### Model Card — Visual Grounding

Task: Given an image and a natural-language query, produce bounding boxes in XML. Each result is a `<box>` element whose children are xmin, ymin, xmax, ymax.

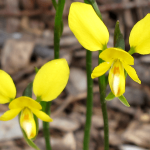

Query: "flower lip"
<box><xmin>20</xmin><ymin>107</ymin><xmax>36</xmax><ymax>139</ymax></box>
<box><xmin>23</xmin><ymin>121</ymin><xmax>33</xmax><ymax>138</ymax></box>
<box><xmin>109</xmin><ymin>59</ymin><xmax>125</xmax><ymax>97</ymax></box>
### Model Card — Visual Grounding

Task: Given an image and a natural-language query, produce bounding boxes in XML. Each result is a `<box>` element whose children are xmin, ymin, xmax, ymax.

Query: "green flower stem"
<box><xmin>89</xmin><ymin>1</ymin><xmax>109</xmax><ymax>149</ymax></box>
<box><xmin>39</xmin><ymin>96</ymin><xmax>52</xmax><ymax>150</ymax></box>
<box><xmin>98</xmin><ymin>52</ymin><xmax>109</xmax><ymax>150</ymax></box>
<box><xmin>86</xmin><ymin>0</ymin><xmax>103</xmax><ymax>20</ymax></box>
<box><xmin>42</xmin><ymin>1</ymin><xmax>66</xmax><ymax>150</ymax></box>
<box><xmin>54</xmin><ymin>0</ymin><xmax>65</xmax><ymax>58</ymax></box>
<box><xmin>41</xmin><ymin>101</ymin><xmax>52</xmax><ymax>150</ymax></box>
<box><xmin>51</xmin><ymin>0</ymin><xmax>57</xmax><ymax>10</ymax></box>
<box><xmin>83</xmin><ymin>50</ymin><xmax>93</xmax><ymax>150</ymax></box>
<box><xmin>83</xmin><ymin>1</ymin><xmax>94</xmax><ymax>150</ymax></box>
<box><xmin>92</xmin><ymin>1</ymin><xmax>103</xmax><ymax>20</ymax></box>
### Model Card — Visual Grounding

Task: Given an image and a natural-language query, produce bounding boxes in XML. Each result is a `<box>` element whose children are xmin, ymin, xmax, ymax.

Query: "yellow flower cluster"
<box><xmin>0</xmin><ymin>58</ymin><xmax>70</xmax><ymax>139</ymax></box>
<box><xmin>69</xmin><ymin>2</ymin><xmax>150</xmax><ymax>97</ymax></box>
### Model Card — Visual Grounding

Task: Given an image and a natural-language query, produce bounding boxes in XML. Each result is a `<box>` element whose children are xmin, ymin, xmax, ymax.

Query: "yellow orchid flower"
<box><xmin>0</xmin><ymin>58</ymin><xmax>70</xmax><ymax>139</ymax></box>
<box><xmin>129</xmin><ymin>14</ymin><xmax>150</xmax><ymax>54</ymax></box>
<box><xmin>68</xmin><ymin>2</ymin><xmax>109</xmax><ymax>51</ymax></box>
<box><xmin>0</xmin><ymin>96</ymin><xmax>52</xmax><ymax>139</ymax></box>
<box><xmin>68</xmin><ymin>2</ymin><xmax>149</xmax><ymax>98</ymax></box>
<box><xmin>91</xmin><ymin>48</ymin><xmax>141</xmax><ymax>97</ymax></box>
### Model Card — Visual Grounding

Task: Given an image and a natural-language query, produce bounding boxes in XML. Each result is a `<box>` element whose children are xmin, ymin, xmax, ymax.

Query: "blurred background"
<box><xmin>0</xmin><ymin>0</ymin><xmax>150</xmax><ymax>150</ymax></box>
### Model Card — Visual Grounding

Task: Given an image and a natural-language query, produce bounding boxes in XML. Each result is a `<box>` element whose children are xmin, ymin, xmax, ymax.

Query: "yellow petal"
<box><xmin>0</xmin><ymin>108</ymin><xmax>22</xmax><ymax>121</ymax></box>
<box><xmin>109</xmin><ymin>59</ymin><xmax>125</xmax><ymax>97</ymax></box>
<box><xmin>9</xmin><ymin>96</ymin><xmax>42</xmax><ymax>110</ymax></box>
<box><xmin>31</xmin><ymin>108</ymin><xmax>53</xmax><ymax>122</ymax></box>
<box><xmin>91</xmin><ymin>62</ymin><xmax>111</xmax><ymax>79</ymax></box>
<box><xmin>0</xmin><ymin>95</ymin><xmax>10</xmax><ymax>104</ymax></box>
<box><xmin>129</xmin><ymin>14</ymin><xmax>150</xmax><ymax>54</ymax></box>
<box><xmin>68</xmin><ymin>2</ymin><xmax>109</xmax><ymax>51</ymax></box>
<box><xmin>0</xmin><ymin>70</ymin><xmax>16</xmax><ymax>104</ymax></box>
<box><xmin>20</xmin><ymin>108</ymin><xmax>36</xmax><ymax>139</ymax></box>
<box><xmin>33</xmin><ymin>58</ymin><xmax>70</xmax><ymax>101</ymax></box>
<box><xmin>100</xmin><ymin>48</ymin><xmax>134</xmax><ymax>65</ymax></box>
<box><xmin>123</xmin><ymin>63</ymin><xmax>141</xmax><ymax>84</ymax></box>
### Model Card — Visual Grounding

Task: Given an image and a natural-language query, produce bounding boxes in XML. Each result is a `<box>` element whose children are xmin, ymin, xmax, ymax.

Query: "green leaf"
<box><xmin>114</xmin><ymin>20</ymin><xmax>125</xmax><ymax>50</ymax></box>
<box><xmin>20</xmin><ymin>82</ymin><xmax>40</xmax><ymax>149</ymax></box>
<box><xmin>118</xmin><ymin>95</ymin><xmax>130</xmax><ymax>107</ymax></box>
<box><xmin>114</xmin><ymin>21</ymin><xmax>127</xmax><ymax>78</ymax></box>
<box><xmin>23</xmin><ymin>82</ymin><xmax>33</xmax><ymax>98</ymax></box>
<box><xmin>105</xmin><ymin>92</ymin><xmax>115</xmax><ymax>101</ymax></box>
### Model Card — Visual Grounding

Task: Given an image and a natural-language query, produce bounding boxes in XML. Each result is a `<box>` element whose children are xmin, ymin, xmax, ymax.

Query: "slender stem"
<box><xmin>98</xmin><ymin>78</ymin><xmax>109</xmax><ymax>150</ymax></box>
<box><xmin>83</xmin><ymin>1</ymin><xmax>93</xmax><ymax>149</ymax></box>
<box><xmin>83</xmin><ymin>50</ymin><xmax>93</xmax><ymax>150</ymax></box>
<box><xmin>92</xmin><ymin>1</ymin><xmax>103</xmax><ymax>20</ymax></box>
<box><xmin>89</xmin><ymin>1</ymin><xmax>109</xmax><ymax>149</ymax></box>
<box><xmin>42</xmin><ymin>1</ymin><xmax>66</xmax><ymax>150</ymax></box>
<box><xmin>41</xmin><ymin>101</ymin><xmax>52</xmax><ymax>150</ymax></box>
<box><xmin>86</xmin><ymin>0</ymin><xmax>103</xmax><ymax>20</ymax></box>
<box><xmin>98</xmin><ymin>52</ymin><xmax>109</xmax><ymax>150</ymax></box>
<box><xmin>54</xmin><ymin>0</ymin><xmax>65</xmax><ymax>59</ymax></box>
<box><xmin>51</xmin><ymin>0</ymin><xmax>57</xmax><ymax>10</ymax></box>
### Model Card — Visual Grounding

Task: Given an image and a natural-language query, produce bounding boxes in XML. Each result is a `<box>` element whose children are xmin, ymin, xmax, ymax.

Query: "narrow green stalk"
<box><xmin>83</xmin><ymin>50</ymin><xmax>93</xmax><ymax>150</ymax></box>
<box><xmin>86</xmin><ymin>0</ymin><xmax>103</xmax><ymax>20</ymax></box>
<box><xmin>89</xmin><ymin>1</ymin><xmax>109</xmax><ymax>149</ymax></box>
<box><xmin>51</xmin><ymin>0</ymin><xmax>57</xmax><ymax>10</ymax></box>
<box><xmin>92</xmin><ymin>1</ymin><xmax>103</xmax><ymax>20</ymax></box>
<box><xmin>83</xmin><ymin>1</ymin><xmax>93</xmax><ymax>150</ymax></box>
<box><xmin>42</xmin><ymin>1</ymin><xmax>66</xmax><ymax>150</ymax></box>
<box><xmin>98</xmin><ymin>52</ymin><xmax>109</xmax><ymax>150</ymax></box>
<box><xmin>98</xmin><ymin>78</ymin><xmax>109</xmax><ymax>150</ymax></box>
<box><xmin>41</xmin><ymin>101</ymin><xmax>52</xmax><ymax>150</ymax></box>
<box><xmin>54</xmin><ymin>0</ymin><xmax>65</xmax><ymax>59</ymax></box>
